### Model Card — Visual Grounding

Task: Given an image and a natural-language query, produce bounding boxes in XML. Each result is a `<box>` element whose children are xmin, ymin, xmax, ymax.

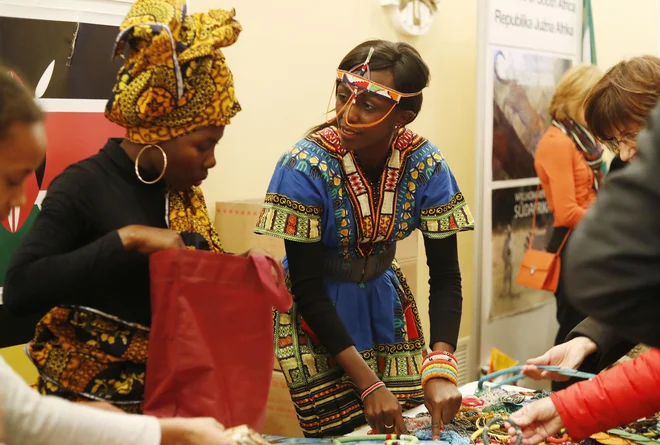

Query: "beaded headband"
<box><xmin>326</xmin><ymin>47</ymin><xmax>424</xmax><ymax>129</ymax></box>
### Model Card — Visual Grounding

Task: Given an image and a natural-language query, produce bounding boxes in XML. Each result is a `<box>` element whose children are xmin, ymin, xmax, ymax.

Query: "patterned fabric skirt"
<box><xmin>275</xmin><ymin>260</ymin><xmax>426</xmax><ymax>438</ymax></box>
<box><xmin>26</xmin><ymin>305</ymin><xmax>149</xmax><ymax>413</ymax></box>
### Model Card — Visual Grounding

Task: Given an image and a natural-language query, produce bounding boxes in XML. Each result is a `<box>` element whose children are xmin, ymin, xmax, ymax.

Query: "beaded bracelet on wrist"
<box><xmin>421</xmin><ymin>351</ymin><xmax>458</xmax><ymax>387</ymax></box>
<box><xmin>360</xmin><ymin>381</ymin><xmax>386</xmax><ymax>401</ymax></box>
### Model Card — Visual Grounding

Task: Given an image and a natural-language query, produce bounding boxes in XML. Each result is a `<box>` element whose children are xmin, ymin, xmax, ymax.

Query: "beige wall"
<box><xmin>592</xmin><ymin>0</ymin><xmax>659</xmax><ymax>71</ymax></box>
<box><xmin>192</xmin><ymin>0</ymin><xmax>479</xmax><ymax>341</ymax></box>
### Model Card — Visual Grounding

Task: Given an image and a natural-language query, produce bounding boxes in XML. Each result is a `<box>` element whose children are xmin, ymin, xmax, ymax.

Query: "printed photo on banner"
<box><xmin>492</xmin><ymin>48</ymin><xmax>572</xmax><ymax>181</ymax></box>
<box><xmin>0</xmin><ymin>15</ymin><xmax>124</xmax><ymax>348</ymax></box>
<box><xmin>490</xmin><ymin>185</ymin><xmax>554</xmax><ymax>320</ymax></box>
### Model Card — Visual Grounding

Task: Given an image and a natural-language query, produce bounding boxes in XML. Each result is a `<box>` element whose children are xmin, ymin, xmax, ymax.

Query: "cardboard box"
<box><xmin>215</xmin><ymin>200</ymin><xmax>283</xmax><ymax>372</ymax></box>
<box><xmin>215</xmin><ymin>199</ymin><xmax>286</xmax><ymax>261</ymax></box>
<box><xmin>263</xmin><ymin>370</ymin><xmax>304</xmax><ymax>438</ymax></box>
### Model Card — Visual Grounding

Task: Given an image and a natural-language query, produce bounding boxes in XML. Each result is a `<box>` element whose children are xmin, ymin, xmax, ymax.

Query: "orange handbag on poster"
<box><xmin>516</xmin><ymin>185</ymin><xmax>570</xmax><ymax>293</ymax></box>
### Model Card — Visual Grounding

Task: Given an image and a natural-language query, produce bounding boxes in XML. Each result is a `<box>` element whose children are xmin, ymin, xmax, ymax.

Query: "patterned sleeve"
<box><xmin>418</xmin><ymin>156</ymin><xmax>475</xmax><ymax>239</ymax></box>
<box><xmin>255</xmin><ymin>148</ymin><xmax>326</xmax><ymax>243</ymax></box>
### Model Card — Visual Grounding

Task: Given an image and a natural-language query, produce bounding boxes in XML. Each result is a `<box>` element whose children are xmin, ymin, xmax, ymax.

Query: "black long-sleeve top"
<box><xmin>286</xmin><ymin>234</ymin><xmax>462</xmax><ymax>356</ymax></box>
<box><xmin>4</xmin><ymin>139</ymin><xmax>167</xmax><ymax>326</ymax></box>
<box><xmin>560</xmin><ymin>155</ymin><xmax>634</xmax><ymax>369</ymax></box>
<box><xmin>564</xmin><ymin>105</ymin><xmax>660</xmax><ymax>349</ymax></box>
<box><xmin>566</xmin><ymin>318</ymin><xmax>635</xmax><ymax>370</ymax></box>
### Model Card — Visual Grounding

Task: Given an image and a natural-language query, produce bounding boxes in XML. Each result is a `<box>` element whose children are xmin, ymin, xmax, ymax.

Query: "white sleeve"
<box><xmin>0</xmin><ymin>357</ymin><xmax>161</xmax><ymax>445</ymax></box>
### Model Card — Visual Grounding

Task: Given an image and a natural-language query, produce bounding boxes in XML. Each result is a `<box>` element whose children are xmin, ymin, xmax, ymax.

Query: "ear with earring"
<box><xmin>134</xmin><ymin>144</ymin><xmax>168</xmax><ymax>185</ymax></box>
<box><xmin>394</xmin><ymin>124</ymin><xmax>405</xmax><ymax>135</ymax></box>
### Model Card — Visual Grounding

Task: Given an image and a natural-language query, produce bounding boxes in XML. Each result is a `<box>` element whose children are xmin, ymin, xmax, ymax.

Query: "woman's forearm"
<box><xmin>335</xmin><ymin>347</ymin><xmax>380</xmax><ymax>392</ymax></box>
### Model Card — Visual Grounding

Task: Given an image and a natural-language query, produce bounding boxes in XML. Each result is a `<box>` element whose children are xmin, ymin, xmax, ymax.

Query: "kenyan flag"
<box><xmin>0</xmin><ymin>15</ymin><xmax>125</xmax><ymax>347</ymax></box>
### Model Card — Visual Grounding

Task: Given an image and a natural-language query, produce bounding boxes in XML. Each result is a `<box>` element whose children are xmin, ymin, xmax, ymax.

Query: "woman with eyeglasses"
<box><xmin>586</xmin><ymin>56</ymin><xmax>660</xmax><ymax>170</ymax></box>
<box><xmin>523</xmin><ymin>56</ymin><xmax>660</xmax><ymax>389</ymax></box>
<box><xmin>588</xmin><ymin>55</ymin><xmax>660</xmax><ymax>175</ymax></box>
<box><xmin>531</xmin><ymin>65</ymin><xmax>604</xmax><ymax>391</ymax></box>
<box><xmin>255</xmin><ymin>40</ymin><xmax>474</xmax><ymax>439</ymax></box>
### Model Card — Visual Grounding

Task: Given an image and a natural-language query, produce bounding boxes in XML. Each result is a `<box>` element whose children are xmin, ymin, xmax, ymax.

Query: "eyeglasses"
<box><xmin>601</xmin><ymin>132</ymin><xmax>639</xmax><ymax>155</ymax></box>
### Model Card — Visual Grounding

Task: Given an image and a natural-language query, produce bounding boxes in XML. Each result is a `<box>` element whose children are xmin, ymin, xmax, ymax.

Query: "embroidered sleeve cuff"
<box><xmin>254</xmin><ymin>193</ymin><xmax>322</xmax><ymax>243</ymax></box>
<box><xmin>420</xmin><ymin>193</ymin><xmax>475</xmax><ymax>239</ymax></box>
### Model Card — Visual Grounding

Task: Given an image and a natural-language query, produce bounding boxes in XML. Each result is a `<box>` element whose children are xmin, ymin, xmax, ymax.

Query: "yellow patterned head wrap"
<box><xmin>105</xmin><ymin>0</ymin><xmax>242</xmax><ymax>144</ymax></box>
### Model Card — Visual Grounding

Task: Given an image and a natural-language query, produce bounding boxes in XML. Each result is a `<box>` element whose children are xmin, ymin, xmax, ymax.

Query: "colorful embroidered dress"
<box><xmin>255</xmin><ymin>127</ymin><xmax>474</xmax><ymax>437</ymax></box>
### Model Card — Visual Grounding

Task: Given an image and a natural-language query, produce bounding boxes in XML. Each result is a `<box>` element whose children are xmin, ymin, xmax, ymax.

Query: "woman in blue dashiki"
<box><xmin>255</xmin><ymin>40</ymin><xmax>474</xmax><ymax>438</ymax></box>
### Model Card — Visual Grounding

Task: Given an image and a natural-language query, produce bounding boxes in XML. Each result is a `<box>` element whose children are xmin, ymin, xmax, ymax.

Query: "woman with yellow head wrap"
<box><xmin>3</xmin><ymin>0</ymin><xmax>253</xmax><ymax>412</ymax></box>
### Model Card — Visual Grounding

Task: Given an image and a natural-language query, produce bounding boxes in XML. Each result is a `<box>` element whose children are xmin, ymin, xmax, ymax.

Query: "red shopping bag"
<box><xmin>144</xmin><ymin>249</ymin><xmax>292</xmax><ymax>432</ymax></box>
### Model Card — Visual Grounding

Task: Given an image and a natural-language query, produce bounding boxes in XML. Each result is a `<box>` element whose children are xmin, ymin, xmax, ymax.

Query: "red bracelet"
<box><xmin>360</xmin><ymin>381</ymin><xmax>386</xmax><ymax>401</ymax></box>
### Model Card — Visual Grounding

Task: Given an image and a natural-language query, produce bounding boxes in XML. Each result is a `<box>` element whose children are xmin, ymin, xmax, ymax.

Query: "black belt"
<box><xmin>323</xmin><ymin>247</ymin><xmax>396</xmax><ymax>283</ymax></box>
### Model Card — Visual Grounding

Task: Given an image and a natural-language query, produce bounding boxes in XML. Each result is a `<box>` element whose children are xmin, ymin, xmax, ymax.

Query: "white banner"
<box><xmin>1</xmin><ymin>0</ymin><xmax>130</xmax><ymax>25</ymax></box>
<box><xmin>489</xmin><ymin>0</ymin><xmax>582</xmax><ymax>56</ymax></box>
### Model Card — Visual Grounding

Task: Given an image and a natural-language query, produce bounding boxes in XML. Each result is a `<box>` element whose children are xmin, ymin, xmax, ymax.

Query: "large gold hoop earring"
<box><xmin>135</xmin><ymin>144</ymin><xmax>167</xmax><ymax>185</ymax></box>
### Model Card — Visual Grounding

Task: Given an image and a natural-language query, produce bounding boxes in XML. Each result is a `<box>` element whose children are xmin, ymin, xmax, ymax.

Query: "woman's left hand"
<box><xmin>424</xmin><ymin>378</ymin><xmax>462</xmax><ymax>440</ymax></box>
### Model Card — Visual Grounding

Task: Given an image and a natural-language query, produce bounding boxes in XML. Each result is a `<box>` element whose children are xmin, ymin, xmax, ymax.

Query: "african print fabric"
<box><xmin>256</xmin><ymin>127</ymin><xmax>474</xmax><ymax>437</ymax></box>
<box><xmin>168</xmin><ymin>186</ymin><xmax>224</xmax><ymax>252</ymax></box>
<box><xmin>28</xmin><ymin>306</ymin><xmax>149</xmax><ymax>413</ymax></box>
<box><xmin>105</xmin><ymin>0</ymin><xmax>242</xmax><ymax>144</ymax></box>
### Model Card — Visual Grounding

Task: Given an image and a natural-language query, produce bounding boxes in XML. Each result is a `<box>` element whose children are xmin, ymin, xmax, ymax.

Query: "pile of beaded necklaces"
<box><xmin>359</xmin><ymin>386</ymin><xmax>659</xmax><ymax>445</ymax></box>
<box><xmin>267</xmin><ymin>372</ymin><xmax>660</xmax><ymax>445</ymax></box>
<box><xmin>359</xmin><ymin>384</ymin><xmax>549</xmax><ymax>442</ymax></box>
